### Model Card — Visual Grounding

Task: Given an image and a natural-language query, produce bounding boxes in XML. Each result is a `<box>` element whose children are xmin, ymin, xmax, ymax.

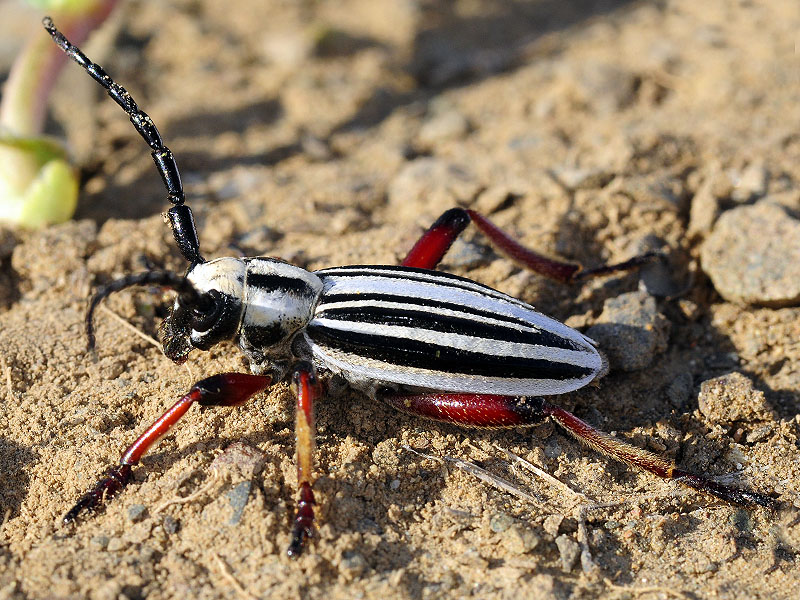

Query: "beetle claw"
<box><xmin>63</xmin><ymin>464</ymin><xmax>133</xmax><ymax>524</ymax></box>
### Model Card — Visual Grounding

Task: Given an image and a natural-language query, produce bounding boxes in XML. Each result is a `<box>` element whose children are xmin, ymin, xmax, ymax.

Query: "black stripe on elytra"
<box><xmin>247</xmin><ymin>273</ymin><xmax>315</xmax><ymax>297</ymax></box>
<box><xmin>317</xmin><ymin>266</ymin><xmax>517</xmax><ymax>303</ymax></box>
<box><xmin>315</xmin><ymin>304</ymin><xmax>584</xmax><ymax>352</ymax></box>
<box><xmin>306</xmin><ymin>324</ymin><xmax>594</xmax><ymax>380</ymax></box>
<box><xmin>317</xmin><ymin>292</ymin><xmax>583</xmax><ymax>351</ymax></box>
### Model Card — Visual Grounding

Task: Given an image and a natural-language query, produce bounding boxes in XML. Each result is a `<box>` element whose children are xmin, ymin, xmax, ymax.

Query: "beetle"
<box><xmin>44</xmin><ymin>17</ymin><xmax>774</xmax><ymax>558</ymax></box>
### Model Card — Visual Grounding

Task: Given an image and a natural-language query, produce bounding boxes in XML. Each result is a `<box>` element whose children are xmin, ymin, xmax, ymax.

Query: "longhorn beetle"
<box><xmin>44</xmin><ymin>17</ymin><xmax>774</xmax><ymax>558</ymax></box>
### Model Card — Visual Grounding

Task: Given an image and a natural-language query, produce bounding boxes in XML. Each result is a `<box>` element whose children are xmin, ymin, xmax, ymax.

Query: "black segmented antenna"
<box><xmin>43</xmin><ymin>17</ymin><xmax>204</xmax><ymax>266</ymax></box>
<box><xmin>85</xmin><ymin>271</ymin><xmax>203</xmax><ymax>350</ymax></box>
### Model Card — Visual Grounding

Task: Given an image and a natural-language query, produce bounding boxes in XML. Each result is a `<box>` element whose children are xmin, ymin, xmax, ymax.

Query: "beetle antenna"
<box><xmin>86</xmin><ymin>271</ymin><xmax>201</xmax><ymax>351</ymax></box>
<box><xmin>43</xmin><ymin>17</ymin><xmax>204</xmax><ymax>265</ymax></box>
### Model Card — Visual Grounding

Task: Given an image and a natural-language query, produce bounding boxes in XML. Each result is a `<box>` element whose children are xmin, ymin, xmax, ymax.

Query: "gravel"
<box><xmin>585</xmin><ymin>290</ymin><xmax>670</xmax><ymax>371</ymax></box>
<box><xmin>701</xmin><ymin>201</ymin><xmax>800</xmax><ymax>306</ymax></box>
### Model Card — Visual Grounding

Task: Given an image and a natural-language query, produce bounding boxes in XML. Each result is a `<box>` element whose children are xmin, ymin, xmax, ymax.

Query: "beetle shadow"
<box><xmin>0</xmin><ymin>438</ymin><xmax>37</xmax><ymax>539</ymax></box>
<box><xmin>120</xmin><ymin>396</ymin><xmax>424</xmax><ymax>576</ymax></box>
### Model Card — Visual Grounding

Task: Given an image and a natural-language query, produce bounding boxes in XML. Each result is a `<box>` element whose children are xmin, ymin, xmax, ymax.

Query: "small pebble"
<box><xmin>124</xmin><ymin>521</ymin><xmax>153</xmax><ymax>544</ymax></box>
<box><xmin>127</xmin><ymin>504</ymin><xmax>147</xmax><ymax>523</ymax></box>
<box><xmin>555</xmin><ymin>534</ymin><xmax>580</xmax><ymax>572</ymax></box>
<box><xmin>544</xmin><ymin>438</ymin><xmax>561</xmax><ymax>459</ymax></box>
<box><xmin>701</xmin><ymin>202</ymin><xmax>800</xmax><ymax>306</ymax></box>
<box><xmin>163</xmin><ymin>515</ymin><xmax>179</xmax><ymax>535</ymax></box>
<box><xmin>90</xmin><ymin>535</ymin><xmax>109</xmax><ymax>550</ymax></box>
<box><xmin>356</xmin><ymin>518</ymin><xmax>382</xmax><ymax>534</ymax></box>
<box><xmin>226</xmin><ymin>480</ymin><xmax>252</xmax><ymax>525</ymax></box>
<box><xmin>731</xmin><ymin>162</ymin><xmax>768</xmax><ymax>203</ymax></box>
<box><xmin>586</xmin><ymin>291</ymin><xmax>670</xmax><ymax>371</ymax></box>
<box><xmin>490</xmin><ymin>512</ymin><xmax>514</xmax><ymax>533</ymax></box>
<box><xmin>745</xmin><ymin>423</ymin><xmax>773</xmax><ymax>443</ymax></box>
<box><xmin>688</xmin><ymin>174</ymin><xmax>722</xmax><ymax>239</ymax></box>
<box><xmin>211</xmin><ymin>442</ymin><xmax>267</xmax><ymax>480</ymax></box>
<box><xmin>503</xmin><ymin>524</ymin><xmax>540</xmax><ymax>554</ymax></box>
<box><xmin>106</xmin><ymin>538</ymin><xmax>128</xmax><ymax>552</ymax></box>
<box><xmin>570</xmin><ymin>62</ymin><xmax>638</xmax><ymax>114</ymax></box>
<box><xmin>339</xmin><ymin>551</ymin><xmax>368</xmax><ymax>580</ymax></box>
<box><xmin>443</xmin><ymin>239</ymin><xmax>493</xmax><ymax>269</ymax></box>
<box><xmin>551</xmin><ymin>166</ymin><xmax>613</xmax><ymax>191</ymax></box>
<box><xmin>697</xmin><ymin>372</ymin><xmax>775</xmax><ymax>424</ymax></box>
<box><xmin>543</xmin><ymin>514</ymin><xmax>563</xmax><ymax>537</ymax></box>
<box><xmin>665</xmin><ymin>371</ymin><xmax>693</xmax><ymax>409</ymax></box>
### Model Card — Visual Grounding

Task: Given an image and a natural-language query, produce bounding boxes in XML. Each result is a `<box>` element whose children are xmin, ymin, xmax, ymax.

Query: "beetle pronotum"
<box><xmin>44</xmin><ymin>17</ymin><xmax>774</xmax><ymax>558</ymax></box>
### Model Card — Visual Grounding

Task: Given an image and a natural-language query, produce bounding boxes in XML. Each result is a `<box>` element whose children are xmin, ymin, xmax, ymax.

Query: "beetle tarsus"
<box><xmin>63</xmin><ymin>463</ymin><xmax>133</xmax><ymax>524</ymax></box>
<box><xmin>673</xmin><ymin>470</ymin><xmax>777</xmax><ymax>510</ymax></box>
<box><xmin>287</xmin><ymin>482</ymin><xmax>316</xmax><ymax>558</ymax></box>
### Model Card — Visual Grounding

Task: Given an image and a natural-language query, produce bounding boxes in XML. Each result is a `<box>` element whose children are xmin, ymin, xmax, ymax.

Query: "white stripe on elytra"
<box><xmin>310</xmin><ymin>318</ymin><xmax>598</xmax><ymax>367</ymax></box>
<box><xmin>315</xmin><ymin>298</ymin><xmax>545</xmax><ymax>336</ymax></box>
<box><xmin>318</xmin><ymin>273</ymin><xmax>594</xmax><ymax>350</ymax></box>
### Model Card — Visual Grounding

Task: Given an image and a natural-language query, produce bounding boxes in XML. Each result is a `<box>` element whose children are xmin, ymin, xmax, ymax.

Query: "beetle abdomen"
<box><xmin>306</xmin><ymin>266</ymin><xmax>605</xmax><ymax>395</ymax></box>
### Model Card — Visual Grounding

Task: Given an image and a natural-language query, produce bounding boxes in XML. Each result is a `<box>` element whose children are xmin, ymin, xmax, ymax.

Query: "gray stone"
<box><xmin>490</xmin><ymin>512</ymin><xmax>514</xmax><ymax>533</ymax></box>
<box><xmin>127</xmin><ymin>504</ymin><xmax>147</xmax><ymax>523</ymax></box>
<box><xmin>665</xmin><ymin>371</ymin><xmax>694</xmax><ymax>409</ymax></box>
<box><xmin>585</xmin><ymin>291</ymin><xmax>670</xmax><ymax>371</ymax></box>
<box><xmin>162</xmin><ymin>515</ymin><xmax>179</xmax><ymax>535</ymax></box>
<box><xmin>701</xmin><ymin>202</ymin><xmax>800</xmax><ymax>306</ymax></box>
<box><xmin>226</xmin><ymin>480</ymin><xmax>252</xmax><ymax>525</ymax></box>
<box><xmin>555</xmin><ymin>534</ymin><xmax>580</xmax><ymax>572</ymax></box>
<box><xmin>339</xmin><ymin>551</ymin><xmax>368</xmax><ymax>580</ymax></box>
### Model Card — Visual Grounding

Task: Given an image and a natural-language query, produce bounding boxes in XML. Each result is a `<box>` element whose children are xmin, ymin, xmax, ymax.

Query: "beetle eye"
<box><xmin>191</xmin><ymin>290</ymin><xmax>223</xmax><ymax>332</ymax></box>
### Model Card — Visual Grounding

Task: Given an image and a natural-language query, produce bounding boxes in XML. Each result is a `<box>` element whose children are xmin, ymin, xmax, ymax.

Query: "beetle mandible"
<box><xmin>43</xmin><ymin>17</ymin><xmax>774</xmax><ymax>558</ymax></box>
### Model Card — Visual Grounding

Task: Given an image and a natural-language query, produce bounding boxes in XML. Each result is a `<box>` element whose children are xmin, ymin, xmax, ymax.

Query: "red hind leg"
<box><xmin>381</xmin><ymin>391</ymin><xmax>775</xmax><ymax>508</ymax></box>
<box><xmin>402</xmin><ymin>207</ymin><xmax>659</xmax><ymax>281</ymax></box>
<box><xmin>64</xmin><ymin>373</ymin><xmax>271</xmax><ymax>523</ymax></box>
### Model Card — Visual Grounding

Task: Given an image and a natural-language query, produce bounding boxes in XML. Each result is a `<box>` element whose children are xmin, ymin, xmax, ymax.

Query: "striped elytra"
<box><xmin>305</xmin><ymin>265</ymin><xmax>606</xmax><ymax>396</ymax></box>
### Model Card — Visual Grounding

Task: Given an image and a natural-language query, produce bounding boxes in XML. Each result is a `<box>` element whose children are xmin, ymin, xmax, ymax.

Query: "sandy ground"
<box><xmin>1</xmin><ymin>1</ymin><xmax>799</xmax><ymax>598</ymax></box>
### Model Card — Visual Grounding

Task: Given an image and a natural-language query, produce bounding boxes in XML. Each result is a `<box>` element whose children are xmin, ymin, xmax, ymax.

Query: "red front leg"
<box><xmin>382</xmin><ymin>391</ymin><xmax>775</xmax><ymax>509</ymax></box>
<box><xmin>64</xmin><ymin>373</ymin><xmax>271</xmax><ymax>524</ymax></box>
<box><xmin>402</xmin><ymin>207</ymin><xmax>659</xmax><ymax>281</ymax></box>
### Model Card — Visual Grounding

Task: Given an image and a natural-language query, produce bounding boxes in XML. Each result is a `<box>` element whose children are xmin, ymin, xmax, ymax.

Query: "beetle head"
<box><xmin>159</xmin><ymin>258</ymin><xmax>246</xmax><ymax>362</ymax></box>
<box><xmin>86</xmin><ymin>258</ymin><xmax>247</xmax><ymax>363</ymax></box>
